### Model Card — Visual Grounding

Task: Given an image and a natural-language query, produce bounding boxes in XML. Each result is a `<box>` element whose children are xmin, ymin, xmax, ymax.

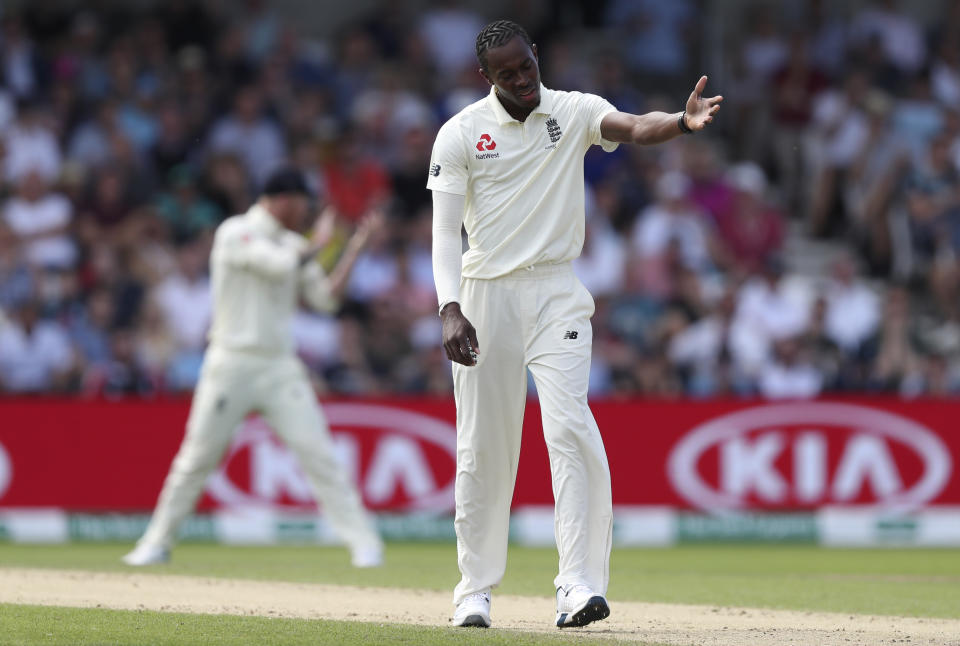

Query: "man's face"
<box><xmin>481</xmin><ymin>36</ymin><xmax>541</xmax><ymax>112</ymax></box>
<box><xmin>274</xmin><ymin>194</ymin><xmax>310</xmax><ymax>231</ymax></box>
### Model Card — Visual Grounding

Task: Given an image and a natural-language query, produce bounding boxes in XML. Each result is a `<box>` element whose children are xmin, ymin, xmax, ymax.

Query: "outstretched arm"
<box><xmin>600</xmin><ymin>75</ymin><xmax>723</xmax><ymax>145</ymax></box>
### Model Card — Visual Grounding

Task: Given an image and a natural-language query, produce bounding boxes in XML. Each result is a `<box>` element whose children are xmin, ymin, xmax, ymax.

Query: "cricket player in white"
<box><xmin>123</xmin><ymin>168</ymin><xmax>384</xmax><ymax>568</ymax></box>
<box><xmin>430</xmin><ymin>21</ymin><xmax>722</xmax><ymax>628</ymax></box>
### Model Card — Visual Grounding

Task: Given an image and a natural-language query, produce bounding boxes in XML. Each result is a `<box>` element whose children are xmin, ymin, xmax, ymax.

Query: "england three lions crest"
<box><xmin>546</xmin><ymin>118</ymin><xmax>562</xmax><ymax>144</ymax></box>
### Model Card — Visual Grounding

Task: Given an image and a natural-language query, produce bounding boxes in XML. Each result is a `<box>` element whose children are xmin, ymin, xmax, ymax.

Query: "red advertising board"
<box><xmin>0</xmin><ymin>398</ymin><xmax>957</xmax><ymax>513</ymax></box>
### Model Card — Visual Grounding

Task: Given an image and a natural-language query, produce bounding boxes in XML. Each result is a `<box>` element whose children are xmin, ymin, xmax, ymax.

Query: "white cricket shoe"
<box><xmin>555</xmin><ymin>584</ymin><xmax>610</xmax><ymax>628</ymax></box>
<box><xmin>451</xmin><ymin>591</ymin><xmax>492</xmax><ymax>628</ymax></box>
<box><xmin>350</xmin><ymin>545</ymin><xmax>384</xmax><ymax>568</ymax></box>
<box><xmin>121</xmin><ymin>543</ymin><xmax>170</xmax><ymax>566</ymax></box>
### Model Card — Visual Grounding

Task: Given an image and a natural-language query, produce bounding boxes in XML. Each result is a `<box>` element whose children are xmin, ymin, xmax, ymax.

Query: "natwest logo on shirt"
<box><xmin>667</xmin><ymin>402</ymin><xmax>952</xmax><ymax>513</ymax></box>
<box><xmin>205</xmin><ymin>403</ymin><xmax>457</xmax><ymax>512</ymax></box>
<box><xmin>475</xmin><ymin>133</ymin><xmax>500</xmax><ymax>160</ymax></box>
<box><xmin>476</xmin><ymin>134</ymin><xmax>496</xmax><ymax>151</ymax></box>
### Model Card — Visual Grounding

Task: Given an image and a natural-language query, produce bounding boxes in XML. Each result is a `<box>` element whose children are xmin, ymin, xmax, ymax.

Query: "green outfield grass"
<box><xmin>2</xmin><ymin>604</ymin><xmax>659</xmax><ymax>646</ymax></box>
<box><xmin>2</xmin><ymin>542</ymin><xmax>959</xmax><ymax>619</ymax></box>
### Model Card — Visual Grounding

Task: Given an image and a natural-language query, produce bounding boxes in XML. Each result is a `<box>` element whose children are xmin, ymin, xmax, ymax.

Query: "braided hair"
<box><xmin>475</xmin><ymin>20</ymin><xmax>533</xmax><ymax>72</ymax></box>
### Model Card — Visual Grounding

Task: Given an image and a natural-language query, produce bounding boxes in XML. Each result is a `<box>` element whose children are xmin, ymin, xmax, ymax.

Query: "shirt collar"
<box><xmin>247</xmin><ymin>203</ymin><xmax>284</xmax><ymax>236</ymax></box>
<box><xmin>486</xmin><ymin>83</ymin><xmax>553</xmax><ymax>124</ymax></box>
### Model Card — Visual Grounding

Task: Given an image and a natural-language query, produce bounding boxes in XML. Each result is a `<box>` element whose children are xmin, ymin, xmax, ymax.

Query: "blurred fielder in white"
<box><xmin>123</xmin><ymin>167</ymin><xmax>384</xmax><ymax>568</ymax></box>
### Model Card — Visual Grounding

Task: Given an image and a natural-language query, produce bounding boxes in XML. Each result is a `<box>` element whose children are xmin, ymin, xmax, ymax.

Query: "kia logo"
<box><xmin>667</xmin><ymin>403</ymin><xmax>952</xmax><ymax>513</ymax></box>
<box><xmin>0</xmin><ymin>441</ymin><xmax>11</xmax><ymax>499</ymax></box>
<box><xmin>206</xmin><ymin>403</ymin><xmax>456</xmax><ymax>512</ymax></box>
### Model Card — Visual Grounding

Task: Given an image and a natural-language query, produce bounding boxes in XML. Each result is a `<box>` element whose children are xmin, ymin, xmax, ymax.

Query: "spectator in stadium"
<box><xmin>604</xmin><ymin>0</ymin><xmax>695</xmax><ymax>90</ymax></box>
<box><xmin>4</xmin><ymin>100</ymin><xmax>61</xmax><ymax>183</ymax></box>
<box><xmin>0</xmin><ymin>221</ymin><xmax>34</xmax><ymax>311</ymax></box>
<box><xmin>899</xmin><ymin>131</ymin><xmax>960</xmax><ymax>299</ymax></box>
<box><xmin>758</xmin><ymin>335</ymin><xmax>824</xmax><ymax>399</ymax></box>
<box><xmin>0</xmin><ymin>14</ymin><xmax>41</xmax><ymax>100</ymax></box>
<box><xmin>419</xmin><ymin>0</ymin><xmax>484</xmax><ymax>80</ymax></box>
<box><xmin>322</xmin><ymin>127</ymin><xmax>392</xmax><ymax>223</ymax></box>
<box><xmin>850</xmin><ymin>0</ymin><xmax>926</xmax><ymax>76</ymax></box>
<box><xmin>730</xmin><ymin>256</ymin><xmax>813</xmax><ymax>386</ymax></box>
<box><xmin>153</xmin><ymin>165</ymin><xmax>222</xmax><ymax>244</ymax></box>
<box><xmin>3</xmin><ymin>168</ymin><xmax>76</xmax><ymax>270</ymax></box>
<box><xmin>69</xmin><ymin>286</ymin><xmax>116</xmax><ymax>380</ymax></box>
<box><xmin>869</xmin><ymin>284</ymin><xmax>925</xmax><ymax>395</ymax></box>
<box><xmin>806</xmin><ymin>69</ymin><xmax>872</xmax><ymax>237</ymax></box>
<box><xmin>150</xmin><ymin>237</ymin><xmax>212</xmax><ymax>391</ymax></box>
<box><xmin>668</xmin><ymin>287</ymin><xmax>739</xmax><ymax>397</ymax></box>
<box><xmin>770</xmin><ymin>34</ymin><xmax>828</xmax><ymax>215</ymax></box>
<box><xmin>629</xmin><ymin>171</ymin><xmax>716</xmax><ymax>300</ymax></box>
<box><xmin>713</xmin><ymin>162</ymin><xmax>784</xmax><ymax>276</ymax></box>
<box><xmin>574</xmin><ymin>200</ymin><xmax>628</xmax><ymax>299</ymax></box>
<box><xmin>206</xmin><ymin>84</ymin><xmax>286</xmax><ymax>187</ymax></box>
<box><xmin>842</xmin><ymin>90</ymin><xmax>910</xmax><ymax>274</ymax></box>
<box><xmin>823</xmin><ymin>254</ymin><xmax>882</xmax><ymax>358</ymax></box>
<box><xmin>133</xmin><ymin>297</ymin><xmax>176</xmax><ymax>390</ymax></box>
<box><xmin>0</xmin><ymin>298</ymin><xmax>75</xmax><ymax>393</ymax></box>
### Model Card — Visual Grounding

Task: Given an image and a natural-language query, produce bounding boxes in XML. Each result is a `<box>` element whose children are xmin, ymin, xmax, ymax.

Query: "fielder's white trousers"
<box><xmin>452</xmin><ymin>262</ymin><xmax>612</xmax><ymax>605</ymax></box>
<box><xmin>138</xmin><ymin>347</ymin><xmax>381</xmax><ymax>553</ymax></box>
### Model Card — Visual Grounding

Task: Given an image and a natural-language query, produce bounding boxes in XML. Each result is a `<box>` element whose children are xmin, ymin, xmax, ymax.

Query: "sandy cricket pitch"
<box><xmin>1</xmin><ymin>567</ymin><xmax>958</xmax><ymax>645</ymax></box>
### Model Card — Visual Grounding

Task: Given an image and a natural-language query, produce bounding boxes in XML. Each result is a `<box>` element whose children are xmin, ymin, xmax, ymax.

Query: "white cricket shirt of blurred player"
<box><xmin>208</xmin><ymin>204</ymin><xmax>338</xmax><ymax>352</ymax></box>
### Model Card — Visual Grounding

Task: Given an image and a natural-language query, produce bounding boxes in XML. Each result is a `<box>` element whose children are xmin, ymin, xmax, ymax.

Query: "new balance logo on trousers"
<box><xmin>563</xmin><ymin>331</ymin><xmax>578</xmax><ymax>340</ymax></box>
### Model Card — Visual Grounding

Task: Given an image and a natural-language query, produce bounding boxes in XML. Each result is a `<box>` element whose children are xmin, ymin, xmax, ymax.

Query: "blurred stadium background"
<box><xmin>0</xmin><ymin>0</ymin><xmax>959</xmax><ymax>548</ymax></box>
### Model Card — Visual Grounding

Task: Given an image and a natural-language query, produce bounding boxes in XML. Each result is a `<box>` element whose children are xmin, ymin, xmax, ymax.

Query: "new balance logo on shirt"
<box><xmin>563</xmin><ymin>330</ymin><xmax>578</xmax><ymax>340</ymax></box>
<box><xmin>429</xmin><ymin>163</ymin><xmax>441</xmax><ymax>177</ymax></box>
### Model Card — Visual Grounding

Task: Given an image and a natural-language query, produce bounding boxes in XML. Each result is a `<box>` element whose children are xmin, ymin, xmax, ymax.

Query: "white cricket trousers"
<box><xmin>452</xmin><ymin>262</ymin><xmax>612</xmax><ymax>605</ymax></box>
<box><xmin>138</xmin><ymin>347</ymin><xmax>381</xmax><ymax>553</ymax></box>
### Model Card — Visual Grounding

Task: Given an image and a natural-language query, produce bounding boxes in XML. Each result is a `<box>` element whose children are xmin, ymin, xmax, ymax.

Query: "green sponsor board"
<box><xmin>274</xmin><ymin>518</ymin><xmax>320</xmax><ymax>542</ymax></box>
<box><xmin>677</xmin><ymin>513</ymin><xmax>817</xmax><ymax>543</ymax></box>
<box><xmin>68</xmin><ymin>514</ymin><xmax>216</xmax><ymax>542</ymax></box>
<box><xmin>376</xmin><ymin>514</ymin><xmax>455</xmax><ymax>542</ymax></box>
<box><xmin>874</xmin><ymin>517</ymin><xmax>919</xmax><ymax>543</ymax></box>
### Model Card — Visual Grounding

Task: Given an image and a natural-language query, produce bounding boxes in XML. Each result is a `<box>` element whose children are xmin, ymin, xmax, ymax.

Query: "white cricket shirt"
<box><xmin>207</xmin><ymin>204</ymin><xmax>337</xmax><ymax>355</ymax></box>
<box><xmin>427</xmin><ymin>84</ymin><xmax>618</xmax><ymax>279</ymax></box>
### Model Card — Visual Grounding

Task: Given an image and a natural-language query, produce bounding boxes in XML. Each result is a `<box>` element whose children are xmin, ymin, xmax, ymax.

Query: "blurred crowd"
<box><xmin>1</xmin><ymin>0</ymin><xmax>959</xmax><ymax>399</ymax></box>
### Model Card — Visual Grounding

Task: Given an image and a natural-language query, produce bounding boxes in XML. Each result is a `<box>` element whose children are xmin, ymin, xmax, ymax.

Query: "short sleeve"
<box><xmin>581</xmin><ymin>93</ymin><xmax>620</xmax><ymax>153</ymax></box>
<box><xmin>426</xmin><ymin>118</ymin><xmax>469</xmax><ymax>195</ymax></box>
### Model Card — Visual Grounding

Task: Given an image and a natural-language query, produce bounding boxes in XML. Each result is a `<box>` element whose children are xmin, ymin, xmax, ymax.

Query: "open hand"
<box><xmin>684</xmin><ymin>76</ymin><xmax>723</xmax><ymax>131</ymax></box>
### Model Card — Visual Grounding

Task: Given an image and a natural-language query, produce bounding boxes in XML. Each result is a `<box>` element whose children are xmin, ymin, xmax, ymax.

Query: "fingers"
<box><xmin>443</xmin><ymin>339</ymin><xmax>469</xmax><ymax>365</ymax></box>
<box><xmin>694</xmin><ymin>75</ymin><xmax>708</xmax><ymax>97</ymax></box>
<box><xmin>443</xmin><ymin>331</ymin><xmax>479</xmax><ymax>366</ymax></box>
<box><xmin>445</xmin><ymin>340</ymin><xmax>474</xmax><ymax>366</ymax></box>
<box><xmin>468</xmin><ymin>327</ymin><xmax>480</xmax><ymax>355</ymax></box>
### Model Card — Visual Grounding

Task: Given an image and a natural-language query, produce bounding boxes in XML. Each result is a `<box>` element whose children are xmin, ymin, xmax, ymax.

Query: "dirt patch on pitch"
<box><xmin>2</xmin><ymin>567</ymin><xmax>958</xmax><ymax>646</ymax></box>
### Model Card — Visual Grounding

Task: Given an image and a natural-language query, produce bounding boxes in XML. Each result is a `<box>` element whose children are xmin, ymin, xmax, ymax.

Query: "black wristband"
<box><xmin>678</xmin><ymin>111</ymin><xmax>694</xmax><ymax>134</ymax></box>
